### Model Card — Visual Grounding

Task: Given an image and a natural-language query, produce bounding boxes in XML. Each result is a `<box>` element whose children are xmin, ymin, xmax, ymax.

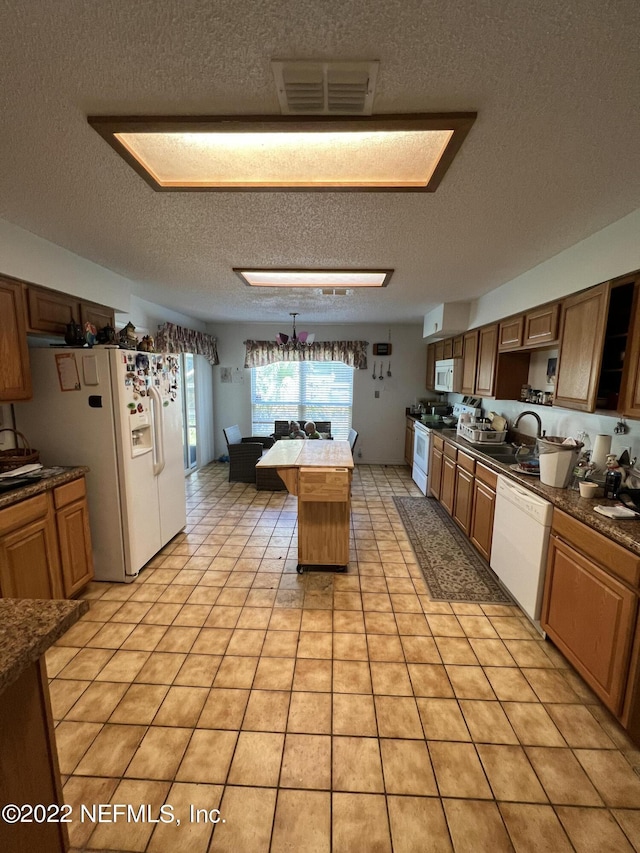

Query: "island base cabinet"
<box><xmin>0</xmin><ymin>659</ymin><xmax>68</xmax><ymax>853</ymax></box>
<box><xmin>541</xmin><ymin>534</ymin><xmax>637</xmax><ymax>715</ymax></box>
<box><xmin>298</xmin><ymin>500</ymin><xmax>350</xmax><ymax>566</ymax></box>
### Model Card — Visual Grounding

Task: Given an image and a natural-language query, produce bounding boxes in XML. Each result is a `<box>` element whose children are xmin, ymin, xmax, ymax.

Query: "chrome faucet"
<box><xmin>514</xmin><ymin>410</ymin><xmax>545</xmax><ymax>438</ymax></box>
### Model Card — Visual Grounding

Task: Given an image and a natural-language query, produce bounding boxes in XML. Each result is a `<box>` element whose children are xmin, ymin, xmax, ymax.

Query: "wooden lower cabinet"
<box><xmin>428</xmin><ymin>438</ymin><xmax>443</xmax><ymax>500</ymax></box>
<box><xmin>0</xmin><ymin>659</ymin><xmax>69</xmax><ymax>853</ymax></box>
<box><xmin>453</xmin><ymin>467</ymin><xmax>474</xmax><ymax>534</ymax></box>
<box><xmin>470</xmin><ymin>478</ymin><xmax>496</xmax><ymax>561</ymax></box>
<box><xmin>0</xmin><ymin>496</ymin><xmax>62</xmax><ymax>599</ymax></box>
<box><xmin>404</xmin><ymin>418</ymin><xmax>415</xmax><ymax>467</ymax></box>
<box><xmin>440</xmin><ymin>456</ymin><xmax>456</xmax><ymax>515</ymax></box>
<box><xmin>542</xmin><ymin>533</ymin><xmax>637</xmax><ymax>715</ymax></box>
<box><xmin>0</xmin><ymin>478</ymin><xmax>93</xmax><ymax>600</ymax></box>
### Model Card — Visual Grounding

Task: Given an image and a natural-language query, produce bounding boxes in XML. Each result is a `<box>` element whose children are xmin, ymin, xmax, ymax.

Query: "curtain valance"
<box><xmin>156</xmin><ymin>323</ymin><xmax>219</xmax><ymax>365</ymax></box>
<box><xmin>244</xmin><ymin>340</ymin><xmax>368</xmax><ymax>369</ymax></box>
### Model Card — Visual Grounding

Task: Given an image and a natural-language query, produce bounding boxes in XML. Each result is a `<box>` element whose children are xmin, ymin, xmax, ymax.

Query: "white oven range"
<box><xmin>412</xmin><ymin>420</ymin><xmax>431</xmax><ymax>495</ymax></box>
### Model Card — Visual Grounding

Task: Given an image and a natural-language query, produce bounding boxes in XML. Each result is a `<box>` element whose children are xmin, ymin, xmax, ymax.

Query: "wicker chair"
<box><xmin>223</xmin><ymin>425</ymin><xmax>274</xmax><ymax>483</ymax></box>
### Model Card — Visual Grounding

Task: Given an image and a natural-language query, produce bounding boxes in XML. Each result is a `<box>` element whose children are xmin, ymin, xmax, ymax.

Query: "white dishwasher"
<box><xmin>490</xmin><ymin>475</ymin><xmax>553</xmax><ymax>625</ymax></box>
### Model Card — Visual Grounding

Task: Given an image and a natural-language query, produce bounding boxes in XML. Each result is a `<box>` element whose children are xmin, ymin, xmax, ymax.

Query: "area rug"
<box><xmin>393</xmin><ymin>496</ymin><xmax>513</xmax><ymax>604</ymax></box>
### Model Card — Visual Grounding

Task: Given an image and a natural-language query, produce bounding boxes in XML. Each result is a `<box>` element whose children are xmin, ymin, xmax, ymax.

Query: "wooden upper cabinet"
<box><xmin>452</xmin><ymin>336</ymin><xmax>464</xmax><ymax>358</ymax></box>
<box><xmin>461</xmin><ymin>330</ymin><xmax>479</xmax><ymax>394</ymax></box>
<box><xmin>434</xmin><ymin>340</ymin><xmax>445</xmax><ymax>362</ymax></box>
<box><xmin>524</xmin><ymin>302</ymin><xmax>560</xmax><ymax>347</ymax></box>
<box><xmin>80</xmin><ymin>301</ymin><xmax>115</xmax><ymax>330</ymax></box>
<box><xmin>443</xmin><ymin>338</ymin><xmax>453</xmax><ymax>359</ymax></box>
<box><xmin>425</xmin><ymin>343</ymin><xmax>436</xmax><ymax>391</ymax></box>
<box><xmin>475</xmin><ymin>324</ymin><xmax>499</xmax><ymax>397</ymax></box>
<box><xmin>498</xmin><ymin>316</ymin><xmax>524</xmax><ymax>351</ymax></box>
<box><xmin>26</xmin><ymin>285</ymin><xmax>81</xmax><ymax>335</ymax></box>
<box><xmin>621</xmin><ymin>282</ymin><xmax>640</xmax><ymax>419</ymax></box>
<box><xmin>554</xmin><ymin>283</ymin><xmax>610</xmax><ymax>412</ymax></box>
<box><xmin>0</xmin><ymin>277</ymin><xmax>32</xmax><ymax>402</ymax></box>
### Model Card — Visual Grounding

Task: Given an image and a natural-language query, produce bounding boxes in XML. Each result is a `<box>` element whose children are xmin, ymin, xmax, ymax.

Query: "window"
<box><xmin>251</xmin><ymin>361</ymin><xmax>353</xmax><ymax>439</ymax></box>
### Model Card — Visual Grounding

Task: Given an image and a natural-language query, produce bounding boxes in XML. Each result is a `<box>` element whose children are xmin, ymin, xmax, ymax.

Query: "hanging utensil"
<box><xmin>372</xmin><ymin>361</ymin><xmax>377</xmax><ymax>379</ymax></box>
<box><xmin>379</xmin><ymin>364</ymin><xmax>383</xmax><ymax>379</ymax></box>
<box><xmin>387</xmin><ymin>362</ymin><xmax>392</xmax><ymax>377</ymax></box>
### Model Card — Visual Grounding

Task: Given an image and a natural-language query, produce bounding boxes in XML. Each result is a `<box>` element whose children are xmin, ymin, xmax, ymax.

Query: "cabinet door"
<box><xmin>470</xmin><ymin>480</ymin><xmax>496</xmax><ymax>561</ymax></box>
<box><xmin>475</xmin><ymin>324</ymin><xmax>498</xmax><ymax>397</ymax></box>
<box><xmin>429</xmin><ymin>446</ymin><xmax>443</xmax><ymax>499</ymax></box>
<box><xmin>435</xmin><ymin>340</ymin><xmax>445</xmax><ymax>362</ymax></box>
<box><xmin>622</xmin><ymin>282</ymin><xmax>640</xmax><ymax>418</ymax></box>
<box><xmin>443</xmin><ymin>338</ymin><xmax>453</xmax><ymax>359</ymax></box>
<box><xmin>425</xmin><ymin>344</ymin><xmax>436</xmax><ymax>391</ymax></box>
<box><xmin>524</xmin><ymin>303</ymin><xmax>560</xmax><ymax>347</ymax></box>
<box><xmin>80</xmin><ymin>302</ymin><xmax>115</xmax><ymax>330</ymax></box>
<box><xmin>542</xmin><ymin>535</ymin><xmax>637</xmax><ymax>715</ymax></box>
<box><xmin>453</xmin><ymin>467</ymin><xmax>474</xmax><ymax>535</ymax></box>
<box><xmin>461</xmin><ymin>330</ymin><xmax>479</xmax><ymax>394</ymax></box>
<box><xmin>452</xmin><ymin>336</ymin><xmax>464</xmax><ymax>359</ymax></box>
<box><xmin>554</xmin><ymin>283</ymin><xmax>609</xmax><ymax>412</ymax></box>
<box><xmin>56</xmin><ymin>499</ymin><xmax>94</xmax><ymax>596</ymax></box>
<box><xmin>26</xmin><ymin>286</ymin><xmax>80</xmax><ymax>335</ymax></box>
<box><xmin>0</xmin><ymin>515</ymin><xmax>62</xmax><ymax>599</ymax></box>
<box><xmin>404</xmin><ymin>421</ymin><xmax>415</xmax><ymax>467</ymax></box>
<box><xmin>498</xmin><ymin>316</ymin><xmax>524</xmax><ymax>351</ymax></box>
<box><xmin>440</xmin><ymin>456</ymin><xmax>456</xmax><ymax>515</ymax></box>
<box><xmin>0</xmin><ymin>278</ymin><xmax>32</xmax><ymax>401</ymax></box>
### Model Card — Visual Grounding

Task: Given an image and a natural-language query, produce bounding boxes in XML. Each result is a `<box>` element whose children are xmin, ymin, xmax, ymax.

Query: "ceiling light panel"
<box><xmin>88</xmin><ymin>114</ymin><xmax>476</xmax><ymax>192</ymax></box>
<box><xmin>234</xmin><ymin>269</ymin><xmax>393</xmax><ymax>288</ymax></box>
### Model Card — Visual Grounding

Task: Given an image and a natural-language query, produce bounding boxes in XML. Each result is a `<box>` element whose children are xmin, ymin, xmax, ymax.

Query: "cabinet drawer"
<box><xmin>456</xmin><ymin>450</ymin><xmax>475</xmax><ymax>474</ymax></box>
<box><xmin>475</xmin><ymin>462</ymin><xmax>498</xmax><ymax>490</ymax></box>
<box><xmin>552</xmin><ymin>508</ymin><xmax>640</xmax><ymax>587</ymax></box>
<box><xmin>298</xmin><ymin>468</ymin><xmax>351</xmax><ymax>502</ymax></box>
<box><xmin>444</xmin><ymin>442</ymin><xmax>457</xmax><ymax>461</ymax></box>
<box><xmin>53</xmin><ymin>477</ymin><xmax>86</xmax><ymax>509</ymax></box>
<box><xmin>0</xmin><ymin>493</ymin><xmax>49</xmax><ymax>535</ymax></box>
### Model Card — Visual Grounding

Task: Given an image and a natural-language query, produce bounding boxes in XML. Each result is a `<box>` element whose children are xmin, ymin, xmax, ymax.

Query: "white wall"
<box><xmin>208</xmin><ymin>322</ymin><xmax>430</xmax><ymax>465</ymax></box>
<box><xmin>468</xmin><ymin>208</ymin><xmax>640</xmax><ymax>328</ymax></box>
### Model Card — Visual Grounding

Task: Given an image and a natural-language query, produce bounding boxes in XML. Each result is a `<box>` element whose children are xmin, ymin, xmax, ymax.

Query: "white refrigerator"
<box><xmin>16</xmin><ymin>347</ymin><xmax>187</xmax><ymax>583</ymax></box>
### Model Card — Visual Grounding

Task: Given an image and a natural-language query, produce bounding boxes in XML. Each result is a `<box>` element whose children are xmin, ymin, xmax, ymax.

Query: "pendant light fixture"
<box><xmin>276</xmin><ymin>313</ymin><xmax>315</xmax><ymax>349</ymax></box>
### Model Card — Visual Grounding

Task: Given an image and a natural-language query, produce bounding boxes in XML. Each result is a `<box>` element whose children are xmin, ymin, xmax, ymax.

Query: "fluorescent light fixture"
<box><xmin>87</xmin><ymin>114</ymin><xmax>476</xmax><ymax>192</ymax></box>
<box><xmin>233</xmin><ymin>269</ymin><xmax>393</xmax><ymax>288</ymax></box>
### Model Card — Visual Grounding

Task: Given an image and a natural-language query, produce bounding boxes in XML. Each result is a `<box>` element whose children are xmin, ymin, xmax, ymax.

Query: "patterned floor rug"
<box><xmin>393</xmin><ymin>496</ymin><xmax>513</xmax><ymax>604</ymax></box>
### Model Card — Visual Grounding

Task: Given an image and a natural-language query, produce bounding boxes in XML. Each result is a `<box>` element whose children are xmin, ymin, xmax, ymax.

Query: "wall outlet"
<box><xmin>374</xmin><ymin>390</ymin><xmax>380</xmax><ymax>398</ymax></box>
<box><xmin>357</xmin><ymin>449</ymin><xmax>362</xmax><ymax>459</ymax></box>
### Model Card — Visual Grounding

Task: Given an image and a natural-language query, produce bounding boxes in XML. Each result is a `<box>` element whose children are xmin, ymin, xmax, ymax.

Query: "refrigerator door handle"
<box><xmin>149</xmin><ymin>385</ymin><xmax>166</xmax><ymax>476</ymax></box>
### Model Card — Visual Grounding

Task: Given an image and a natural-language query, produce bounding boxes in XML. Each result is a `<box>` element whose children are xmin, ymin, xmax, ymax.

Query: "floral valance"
<box><xmin>156</xmin><ymin>322</ymin><xmax>219</xmax><ymax>365</ymax></box>
<box><xmin>244</xmin><ymin>340</ymin><xmax>368</xmax><ymax>369</ymax></box>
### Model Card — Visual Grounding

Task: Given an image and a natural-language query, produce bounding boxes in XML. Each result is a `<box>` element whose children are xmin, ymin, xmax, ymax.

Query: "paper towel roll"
<box><xmin>592</xmin><ymin>434</ymin><xmax>612</xmax><ymax>469</ymax></box>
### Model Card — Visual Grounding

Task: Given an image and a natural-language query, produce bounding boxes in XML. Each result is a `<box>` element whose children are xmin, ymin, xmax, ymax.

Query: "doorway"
<box><xmin>181</xmin><ymin>352</ymin><xmax>197</xmax><ymax>471</ymax></box>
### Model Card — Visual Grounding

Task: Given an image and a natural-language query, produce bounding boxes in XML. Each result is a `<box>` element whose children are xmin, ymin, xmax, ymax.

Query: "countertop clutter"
<box><xmin>0</xmin><ymin>597</ymin><xmax>88</xmax><ymax>695</ymax></box>
<box><xmin>0</xmin><ymin>465</ymin><xmax>89</xmax><ymax>510</ymax></box>
<box><xmin>429</xmin><ymin>426</ymin><xmax>640</xmax><ymax>557</ymax></box>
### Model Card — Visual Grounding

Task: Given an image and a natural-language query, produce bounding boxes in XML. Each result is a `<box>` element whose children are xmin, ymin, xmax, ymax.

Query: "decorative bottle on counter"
<box><xmin>604</xmin><ymin>470</ymin><xmax>622</xmax><ymax>499</ymax></box>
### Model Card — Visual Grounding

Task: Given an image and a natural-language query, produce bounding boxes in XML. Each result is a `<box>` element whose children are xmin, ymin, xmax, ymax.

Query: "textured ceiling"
<box><xmin>1</xmin><ymin>0</ymin><xmax>639</xmax><ymax>324</ymax></box>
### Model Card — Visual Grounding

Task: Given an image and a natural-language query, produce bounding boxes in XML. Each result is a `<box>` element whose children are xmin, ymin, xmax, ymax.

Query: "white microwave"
<box><xmin>434</xmin><ymin>358</ymin><xmax>462</xmax><ymax>393</ymax></box>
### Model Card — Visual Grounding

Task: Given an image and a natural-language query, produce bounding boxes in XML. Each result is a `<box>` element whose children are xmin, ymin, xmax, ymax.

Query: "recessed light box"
<box><xmin>233</xmin><ymin>269</ymin><xmax>393</xmax><ymax>288</ymax></box>
<box><xmin>87</xmin><ymin>114</ymin><xmax>476</xmax><ymax>192</ymax></box>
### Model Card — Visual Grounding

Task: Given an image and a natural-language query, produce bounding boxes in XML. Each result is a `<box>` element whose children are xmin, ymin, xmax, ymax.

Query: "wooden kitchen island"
<box><xmin>256</xmin><ymin>439</ymin><xmax>354</xmax><ymax>572</ymax></box>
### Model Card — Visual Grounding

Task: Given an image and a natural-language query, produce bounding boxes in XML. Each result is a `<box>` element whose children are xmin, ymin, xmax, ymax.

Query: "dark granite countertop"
<box><xmin>0</xmin><ymin>466</ymin><xmax>89</xmax><ymax>510</ymax></box>
<box><xmin>437</xmin><ymin>430</ymin><xmax>640</xmax><ymax>557</ymax></box>
<box><xmin>0</xmin><ymin>598</ymin><xmax>88</xmax><ymax>696</ymax></box>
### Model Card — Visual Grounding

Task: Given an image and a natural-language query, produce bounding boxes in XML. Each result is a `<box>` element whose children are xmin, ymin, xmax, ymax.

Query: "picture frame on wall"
<box><xmin>373</xmin><ymin>343</ymin><xmax>392</xmax><ymax>356</ymax></box>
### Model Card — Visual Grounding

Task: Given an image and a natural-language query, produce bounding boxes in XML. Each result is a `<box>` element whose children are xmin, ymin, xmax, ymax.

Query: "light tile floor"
<box><xmin>47</xmin><ymin>463</ymin><xmax>640</xmax><ymax>852</ymax></box>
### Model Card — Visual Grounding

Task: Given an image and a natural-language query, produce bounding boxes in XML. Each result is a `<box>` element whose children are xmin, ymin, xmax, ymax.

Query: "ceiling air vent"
<box><xmin>272</xmin><ymin>60</ymin><xmax>379</xmax><ymax>115</ymax></box>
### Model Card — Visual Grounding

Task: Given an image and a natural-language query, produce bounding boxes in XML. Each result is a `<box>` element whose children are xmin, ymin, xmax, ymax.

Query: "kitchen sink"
<box><xmin>481</xmin><ymin>453</ymin><xmax>521</xmax><ymax>464</ymax></box>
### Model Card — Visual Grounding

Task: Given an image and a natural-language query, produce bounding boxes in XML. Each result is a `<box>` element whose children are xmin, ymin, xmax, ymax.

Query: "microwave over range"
<box><xmin>434</xmin><ymin>358</ymin><xmax>462</xmax><ymax>393</ymax></box>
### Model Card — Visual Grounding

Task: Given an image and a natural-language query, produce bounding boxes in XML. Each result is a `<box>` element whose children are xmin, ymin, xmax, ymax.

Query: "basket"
<box><xmin>457</xmin><ymin>423</ymin><xmax>507</xmax><ymax>445</ymax></box>
<box><xmin>0</xmin><ymin>429</ymin><xmax>40</xmax><ymax>472</ymax></box>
